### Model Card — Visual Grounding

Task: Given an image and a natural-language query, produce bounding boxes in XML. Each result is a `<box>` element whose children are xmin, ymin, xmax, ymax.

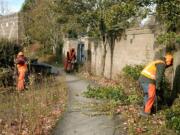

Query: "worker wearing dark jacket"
<box><xmin>139</xmin><ymin>53</ymin><xmax>173</xmax><ymax>117</ymax></box>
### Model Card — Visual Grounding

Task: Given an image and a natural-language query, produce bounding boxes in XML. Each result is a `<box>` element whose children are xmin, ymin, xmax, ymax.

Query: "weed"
<box><xmin>127</xmin><ymin>94</ymin><xmax>142</xmax><ymax>105</ymax></box>
<box><xmin>166</xmin><ymin>97</ymin><xmax>180</xmax><ymax>133</ymax></box>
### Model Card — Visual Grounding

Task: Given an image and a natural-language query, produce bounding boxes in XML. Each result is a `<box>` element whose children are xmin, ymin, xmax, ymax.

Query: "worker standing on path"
<box><xmin>16</xmin><ymin>52</ymin><xmax>28</xmax><ymax>91</ymax></box>
<box><xmin>64</xmin><ymin>51</ymin><xmax>70</xmax><ymax>72</ymax></box>
<box><xmin>69</xmin><ymin>48</ymin><xmax>76</xmax><ymax>71</ymax></box>
<box><xmin>138</xmin><ymin>53</ymin><xmax>173</xmax><ymax>117</ymax></box>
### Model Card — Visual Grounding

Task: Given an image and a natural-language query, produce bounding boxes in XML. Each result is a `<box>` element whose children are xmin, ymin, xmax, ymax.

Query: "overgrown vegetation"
<box><xmin>83</xmin><ymin>64</ymin><xmax>144</xmax><ymax>106</ymax></box>
<box><xmin>20</xmin><ymin>0</ymin><xmax>179</xmax><ymax>133</ymax></box>
<box><xmin>166</xmin><ymin>97</ymin><xmax>180</xmax><ymax>133</ymax></box>
<box><xmin>166</xmin><ymin>110</ymin><xmax>180</xmax><ymax>133</ymax></box>
<box><xmin>0</xmin><ymin>39</ymin><xmax>22</xmax><ymax>68</ymax></box>
<box><xmin>84</xmin><ymin>85</ymin><xmax>127</xmax><ymax>102</ymax></box>
<box><xmin>157</xmin><ymin>32</ymin><xmax>180</xmax><ymax>52</ymax></box>
<box><xmin>0</xmin><ymin>40</ymin><xmax>22</xmax><ymax>88</ymax></box>
<box><xmin>0</xmin><ymin>76</ymin><xmax>67</xmax><ymax>135</ymax></box>
<box><xmin>0</xmin><ymin>39</ymin><xmax>67</xmax><ymax>134</ymax></box>
<box><xmin>22</xmin><ymin>0</ymin><xmax>155</xmax><ymax>76</ymax></box>
<box><xmin>122</xmin><ymin>65</ymin><xmax>144</xmax><ymax>80</ymax></box>
<box><xmin>83</xmin><ymin>64</ymin><xmax>179</xmax><ymax>134</ymax></box>
<box><xmin>155</xmin><ymin>0</ymin><xmax>180</xmax><ymax>50</ymax></box>
<box><xmin>84</xmin><ymin>84</ymin><xmax>142</xmax><ymax>106</ymax></box>
<box><xmin>22</xmin><ymin>0</ymin><xmax>63</xmax><ymax>63</ymax></box>
<box><xmin>122</xmin><ymin>65</ymin><xmax>180</xmax><ymax>134</ymax></box>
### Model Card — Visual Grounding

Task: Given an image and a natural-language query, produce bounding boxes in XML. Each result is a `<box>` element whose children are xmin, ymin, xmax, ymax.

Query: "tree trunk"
<box><xmin>170</xmin><ymin>50</ymin><xmax>180</xmax><ymax>104</ymax></box>
<box><xmin>87</xmin><ymin>41</ymin><xmax>92</xmax><ymax>74</ymax></box>
<box><xmin>100</xmin><ymin>39</ymin><xmax>107</xmax><ymax>76</ymax></box>
<box><xmin>109</xmin><ymin>37</ymin><xmax>115</xmax><ymax>79</ymax></box>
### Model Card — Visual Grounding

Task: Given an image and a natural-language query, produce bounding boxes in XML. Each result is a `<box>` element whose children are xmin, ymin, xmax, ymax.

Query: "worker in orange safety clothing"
<box><xmin>138</xmin><ymin>53</ymin><xmax>173</xmax><ymax>117</ymax></box>
<box><xmin>15</xmin><ymin>51</ymin><xmax>28</xmax><ymax>91</ymax></box>
<box><xmin>69</xmin><ymin>48</ymin><xmax>76</xmax><ymax>71</ymax></box>
<box><xmin>64</xmin><ymin>51</ymin><xmax>71</xmax><ymax>72</ymax></box>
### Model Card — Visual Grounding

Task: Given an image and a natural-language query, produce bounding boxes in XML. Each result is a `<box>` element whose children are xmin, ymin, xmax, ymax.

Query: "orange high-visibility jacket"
<box><xmin>141</xmin><ymin>60</ymin><xmax>165</xmax><ymax>80</ymax></box>
<box><xmin>17</xmin><ymin>63</ymin><xmax>27</xmax><ymax>91</ymax></box>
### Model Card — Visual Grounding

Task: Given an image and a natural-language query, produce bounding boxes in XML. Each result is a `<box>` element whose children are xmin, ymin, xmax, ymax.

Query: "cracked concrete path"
<box><xmin>53</xmin><ymin>73</ymin><xmax>126</xmax><ymax>135</ymax></box>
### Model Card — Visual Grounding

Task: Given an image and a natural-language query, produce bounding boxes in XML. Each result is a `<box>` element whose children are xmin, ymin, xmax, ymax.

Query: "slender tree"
<box><xmin>22</xmin><ymin>0</ymin><xmax>62</xmax><ymax>54</ymax></box>
<box><xmin>54</xmin><ymin>0</ymin><xmax>152</xmax><ymax>77</ymax></box>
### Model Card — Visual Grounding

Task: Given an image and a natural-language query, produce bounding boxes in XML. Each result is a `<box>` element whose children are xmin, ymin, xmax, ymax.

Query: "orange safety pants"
<box><xmin>145</xmin><ymin>84</ymin><xmax>156</xmax><ymax>113</ymax></box>
<box><xmin>140</xmin><ymin>82</ymin><xmax>156</xmax><ymax>113</ymax></box>
<box><xmin>17</xmin><ymin>65</ymin><xmax>27</xmax><ymax>91</ymax></box>
<box><xmin>64</xmin><ymin>59</ymin><xmax>72</xmax><ymax>72</ymax></box>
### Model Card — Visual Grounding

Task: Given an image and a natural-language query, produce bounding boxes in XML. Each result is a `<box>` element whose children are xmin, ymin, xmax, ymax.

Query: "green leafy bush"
<box><xmin>122</xmin><ymin>65</ymin><xmax>144</xmax><ymax>80</ymax></box>
<box><xmin>176</xmin><ymin>35</ymin><xmax>180</xmax><ymax>44</ymax></box>
<box><xmin>84</xmin><ymin>85</ymin><xmax>127</xmax><ymax>102</ymax></box>
<box><xmin>156</xmin><ymin>32</ymin><xmax>180</xmax><ymax>51</ymax></box>
<box><xmin>157</xmin><ymin>32</ymin><xmax>179</xmax><ymax>47</ymax></box>
<box><xmin>166</xmin><ymin>109</ymin><xmax>180</xmax><ymax>133</ymax></box>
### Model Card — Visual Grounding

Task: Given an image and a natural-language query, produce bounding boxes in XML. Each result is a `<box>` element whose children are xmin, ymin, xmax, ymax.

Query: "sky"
<box><xmin>0</xmin><ymin>0</ymin><xmax>25</xmax><ymax>14</ymax></box>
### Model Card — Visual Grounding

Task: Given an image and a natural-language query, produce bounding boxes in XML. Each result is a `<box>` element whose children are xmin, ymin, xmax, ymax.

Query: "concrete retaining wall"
<box><xmin>87</xmin><ymin>27</ymin><xmax>156</xmax><ymax>78</ymax></box>
<box><xmin>0</xmin><ymin>13</ymin><xmax>24</xmax><ymax>41</ymax></box>
<box><xmin>63</xmin><ymin>27</ymin><xmax>157</xmax><ymax>79</ymax></box>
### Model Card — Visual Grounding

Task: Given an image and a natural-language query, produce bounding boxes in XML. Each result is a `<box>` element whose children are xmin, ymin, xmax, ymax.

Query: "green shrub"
<box><xmin>127</xmin><ymin>94</ymin><xmax>142</xmax><ymax>104</ymax></box>
<box><xmin>0</xmin><ymin>39</ymin><xmax>22</xmax><ymax>67</ymax></box>
<box><xmin>84</xmin><ymin>85</ymin><xmax>127</xmax><ymax>102</ymax></box>
<box><xmin>122</xmin><ymin>65</ymin><xmax>144</xmax><ymax>80</ymax></box>
<box><xmin>166</xmin><ymin>109</ymin><xmax>180</xmax><ymax>133</ymax></box>
<box><xmin>0</xmin><ymin>40</ymin><xmax>22</xmax><ymax>87</ymax></box>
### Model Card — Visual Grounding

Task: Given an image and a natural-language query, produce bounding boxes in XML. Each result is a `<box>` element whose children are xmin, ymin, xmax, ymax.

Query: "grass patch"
<box><xmin>0</xmin><ymin>76</ymin><xmax>67</xmax><ymax>135</ymax></box>
<box><xmin>82</xmin><ymin>64</ymin><xmax>178</xmax><ymax>134</ymax></box>
<box><xmin>165</xmin><ymin>97</ymin><xmax>180</xmax><ymax>134</ymax></box>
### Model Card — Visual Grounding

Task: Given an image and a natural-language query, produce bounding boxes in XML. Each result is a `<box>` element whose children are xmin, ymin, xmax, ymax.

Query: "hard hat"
<box><xmin>17</xmin><ymin>52</ymin><xmax>24</xmax><ymax>56</ymax></box>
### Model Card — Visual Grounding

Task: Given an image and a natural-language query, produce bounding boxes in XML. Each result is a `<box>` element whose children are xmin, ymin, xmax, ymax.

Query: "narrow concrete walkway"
<box><xmin>53</xmin><ymin>74</ymin><xmax>126</xmax><ymax>135</ymax></box>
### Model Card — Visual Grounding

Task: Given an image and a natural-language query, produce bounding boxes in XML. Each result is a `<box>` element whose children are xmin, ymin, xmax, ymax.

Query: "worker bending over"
<box><xmin>139</xmin><ymin>53</ymin><xmax>173</xmax><ymax>117</ymax></box>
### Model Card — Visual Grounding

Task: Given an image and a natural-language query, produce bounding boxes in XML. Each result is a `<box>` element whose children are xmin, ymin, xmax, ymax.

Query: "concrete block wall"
<box><xmin>0</xmin><ymin>13</ymin><xmax>20</xmax><ymax>40</ymax></box>
<box><xmin>112</xmin><ymin>28</ymin><xmax>155</xmax><ymax>78</ymax></box>
<box><xmin>90</xmin><ymin>40</ymin><xmax>104</xmax><ymax>76</ymax></box>
<box><xmin>88</xmin><ymin>27</ymin><xmax>156</xmax><ymax>79</ymax></box>
<box><xmin>63</xmin><ymin>27</ymin><xmax>156</xmax><ymax>79</ymax></box>
<box><xmin>104</xmin><ymin>43</ymin><xmax>111</xmax><ymax>78</ymax></box>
